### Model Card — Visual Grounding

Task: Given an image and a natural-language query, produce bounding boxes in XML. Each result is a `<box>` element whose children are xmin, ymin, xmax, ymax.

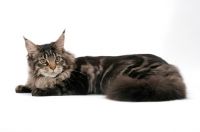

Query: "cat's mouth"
<box><xmin>41</xmin><ymin>71</ymin><xmax>62</xmax><ymax>78</ymax></box>
<box><xmin>39</xmin><ymin>67</ymin><xmax>63</xmax><ymax>78</ymax></box>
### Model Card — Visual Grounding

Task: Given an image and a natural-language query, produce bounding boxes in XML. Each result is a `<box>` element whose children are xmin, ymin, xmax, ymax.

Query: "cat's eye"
<box><xmin>40</xmin><ymin>59</ymin><xmax>46</xmax><ymax>64</ymax></box>
<box><xmin>55</xmin><ymin>56</ymin><xmax>61</xmax><ymax>62</ymax></box>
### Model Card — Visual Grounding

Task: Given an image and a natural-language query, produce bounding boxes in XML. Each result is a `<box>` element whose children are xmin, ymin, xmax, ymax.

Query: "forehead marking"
<box><xmin>52</xmin><ymin>52</ymin><xmax>56</xmax><ymax>57</ymax></box>
<box><xmin>43</xmin><ymin>51</ymin><xmax>49</xmax><ymax>59</ymax></box>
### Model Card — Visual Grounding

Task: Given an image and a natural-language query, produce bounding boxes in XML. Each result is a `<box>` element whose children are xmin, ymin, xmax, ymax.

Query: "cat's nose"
<box><xmin>50</xmin><ymin>67</ymin><xmax>56</xmax><ymax>70</ymax></box>
<box><xmin>49</xmin><ymin>63</ymin><xmax>56</xmax><ymax>70</ymax></box>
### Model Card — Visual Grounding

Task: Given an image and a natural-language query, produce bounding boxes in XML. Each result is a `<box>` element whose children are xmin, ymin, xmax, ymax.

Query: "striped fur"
<box><xmin>16</xmin><ymin>31</ymin><xmax>186</xmax><ymax>101</ymax></box>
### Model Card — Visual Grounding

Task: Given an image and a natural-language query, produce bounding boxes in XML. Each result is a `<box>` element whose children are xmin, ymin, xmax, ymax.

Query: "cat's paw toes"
<box><xmin>15</xmin><ymin>85</ymin><xmax>31</xmax><ymax>93</ymax></box>
<box><xmin>32</xmin><ymin>88</ymin><xmax>61</xmax><ymax>96</ymax></box>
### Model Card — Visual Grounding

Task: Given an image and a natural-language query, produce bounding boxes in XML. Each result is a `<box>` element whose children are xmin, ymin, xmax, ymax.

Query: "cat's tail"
<box><xmin>106</xmin><ymin>68</ymin><xmax>186</xmax><ymax>102</ymax></box>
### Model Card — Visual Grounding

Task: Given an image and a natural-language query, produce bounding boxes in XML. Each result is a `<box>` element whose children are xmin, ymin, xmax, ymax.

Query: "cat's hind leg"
<box><xmin>15</xmin><ymin>85</ymin><xmax>32</xmax><ymax>93</ymax></box>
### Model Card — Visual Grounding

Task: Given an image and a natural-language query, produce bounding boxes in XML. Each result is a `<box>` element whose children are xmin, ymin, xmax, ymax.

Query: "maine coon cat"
<box><xmin>16</xmin><ymin>30</ymin><xmax>186</xmax><ymax>101</ymax></box>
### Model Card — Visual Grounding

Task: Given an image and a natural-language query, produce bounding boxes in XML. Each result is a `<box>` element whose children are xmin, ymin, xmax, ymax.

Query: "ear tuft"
<box><xmin>23</xmin><ymin>36</ymin><xmax>28</xmax><ymax>41</ymax></box>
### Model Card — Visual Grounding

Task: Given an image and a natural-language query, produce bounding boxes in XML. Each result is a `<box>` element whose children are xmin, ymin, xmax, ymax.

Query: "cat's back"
<box><xmin>74</xmin><ymin>54</ymin><xmax>169</xmax><ymax>83</ymax></box>
<box><xmin>74</xmin><ymin>54</ymin><xmax>170</xmax><ymax>94</ymax></box>
<box><xmin>75</xmin><ymin>54</ymin><xmax>168</xmax><ymax>70</ymax></box>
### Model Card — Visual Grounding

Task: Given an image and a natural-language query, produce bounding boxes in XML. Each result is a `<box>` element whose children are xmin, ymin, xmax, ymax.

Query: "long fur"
<box><xmin>106</xmin><ymin>75</ymin><xmax>186</xmax><ymax>101</ymax></box>
<box><xmin>16</xmin><ymin>31</ymin><xmax>187</xmax><ymax>102</ymax></box>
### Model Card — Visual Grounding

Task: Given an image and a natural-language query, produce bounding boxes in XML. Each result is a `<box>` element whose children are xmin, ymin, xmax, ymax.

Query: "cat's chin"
<box><xmin>44</xmin><ymin>75</ymin><xmax>57</xmax><ymax>78</ymax></box>
<box><xmin>41</xmin><ymin>73</ymin><xmax>60</xmax><ymax>78</ymax></box>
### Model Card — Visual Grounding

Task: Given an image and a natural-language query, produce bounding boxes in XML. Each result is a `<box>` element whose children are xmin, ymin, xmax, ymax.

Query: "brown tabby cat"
<box><xmin>16</xmin><ymin>30</ymin><xmax>186</xmax><ymax>101</ymax></box>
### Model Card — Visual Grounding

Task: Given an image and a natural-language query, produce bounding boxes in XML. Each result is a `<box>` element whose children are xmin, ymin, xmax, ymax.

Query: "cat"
<box><xmin>16</xmin><ymin>30</ymin><xmax>186</xmax><ymax>101</ymax></box>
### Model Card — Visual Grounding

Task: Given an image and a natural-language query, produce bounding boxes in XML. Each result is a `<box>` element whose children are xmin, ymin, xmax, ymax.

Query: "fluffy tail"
<box><xmin>106</xmin><ymin>75</ymin><xmax>186</xmax><ymax>102</ymax></box>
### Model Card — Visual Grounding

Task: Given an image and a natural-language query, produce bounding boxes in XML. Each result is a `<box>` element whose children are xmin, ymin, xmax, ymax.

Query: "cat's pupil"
<box><xmin>40</xmin><ymin>59</ymin><xmax>46</xmax><ymax>64</ymax></box>
<box><xmin>55</xmin><ymin>56</ymin><xmax>61</xmax><ymax>62</ymax></box>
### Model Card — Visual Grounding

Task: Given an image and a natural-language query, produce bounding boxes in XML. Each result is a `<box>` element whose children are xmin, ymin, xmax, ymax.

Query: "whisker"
<box><xmin>70</xmin><ymin>72</ymin><xmax>76</xmax><ymax>78</ymax></box>
<box><xmin>66</xmin><ymin>78</ymin><xmax>72</xmax><ymax>87</ymax></box>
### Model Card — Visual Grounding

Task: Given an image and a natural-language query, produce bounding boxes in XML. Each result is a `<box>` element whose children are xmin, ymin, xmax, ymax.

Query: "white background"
<box><xmin>0</xmin><ymin>0</ymin><xmax>200</xmax><ymax>132</ymax></box>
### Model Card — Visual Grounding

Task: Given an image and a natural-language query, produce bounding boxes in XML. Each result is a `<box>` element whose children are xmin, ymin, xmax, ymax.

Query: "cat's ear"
<box><xmin>24</xmin><ymin>37</ymin><xmax>40</xmax><ymax>57</ymax></box>
<box><xmin>54</xmin><ymin>30</ymin><xmax>65</xmax><ymax>50</ymax></box>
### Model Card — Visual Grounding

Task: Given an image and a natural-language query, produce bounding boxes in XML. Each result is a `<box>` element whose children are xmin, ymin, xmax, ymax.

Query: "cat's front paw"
<box><xmin>15</xmin><ymin>85</ymin><xmax>31</xmax><ymax>93</ymax></box>
<box><xmin>32</xmin><ymin>88</ymin><xmax>61</xmax><ymax>96</ymax></box>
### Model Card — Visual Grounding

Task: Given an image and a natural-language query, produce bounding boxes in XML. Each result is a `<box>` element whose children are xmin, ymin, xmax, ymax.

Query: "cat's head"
<box><xmin>25</xmin><ymin>30</ymin><xmax>75</xmax><ymax>78</ymax></box>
